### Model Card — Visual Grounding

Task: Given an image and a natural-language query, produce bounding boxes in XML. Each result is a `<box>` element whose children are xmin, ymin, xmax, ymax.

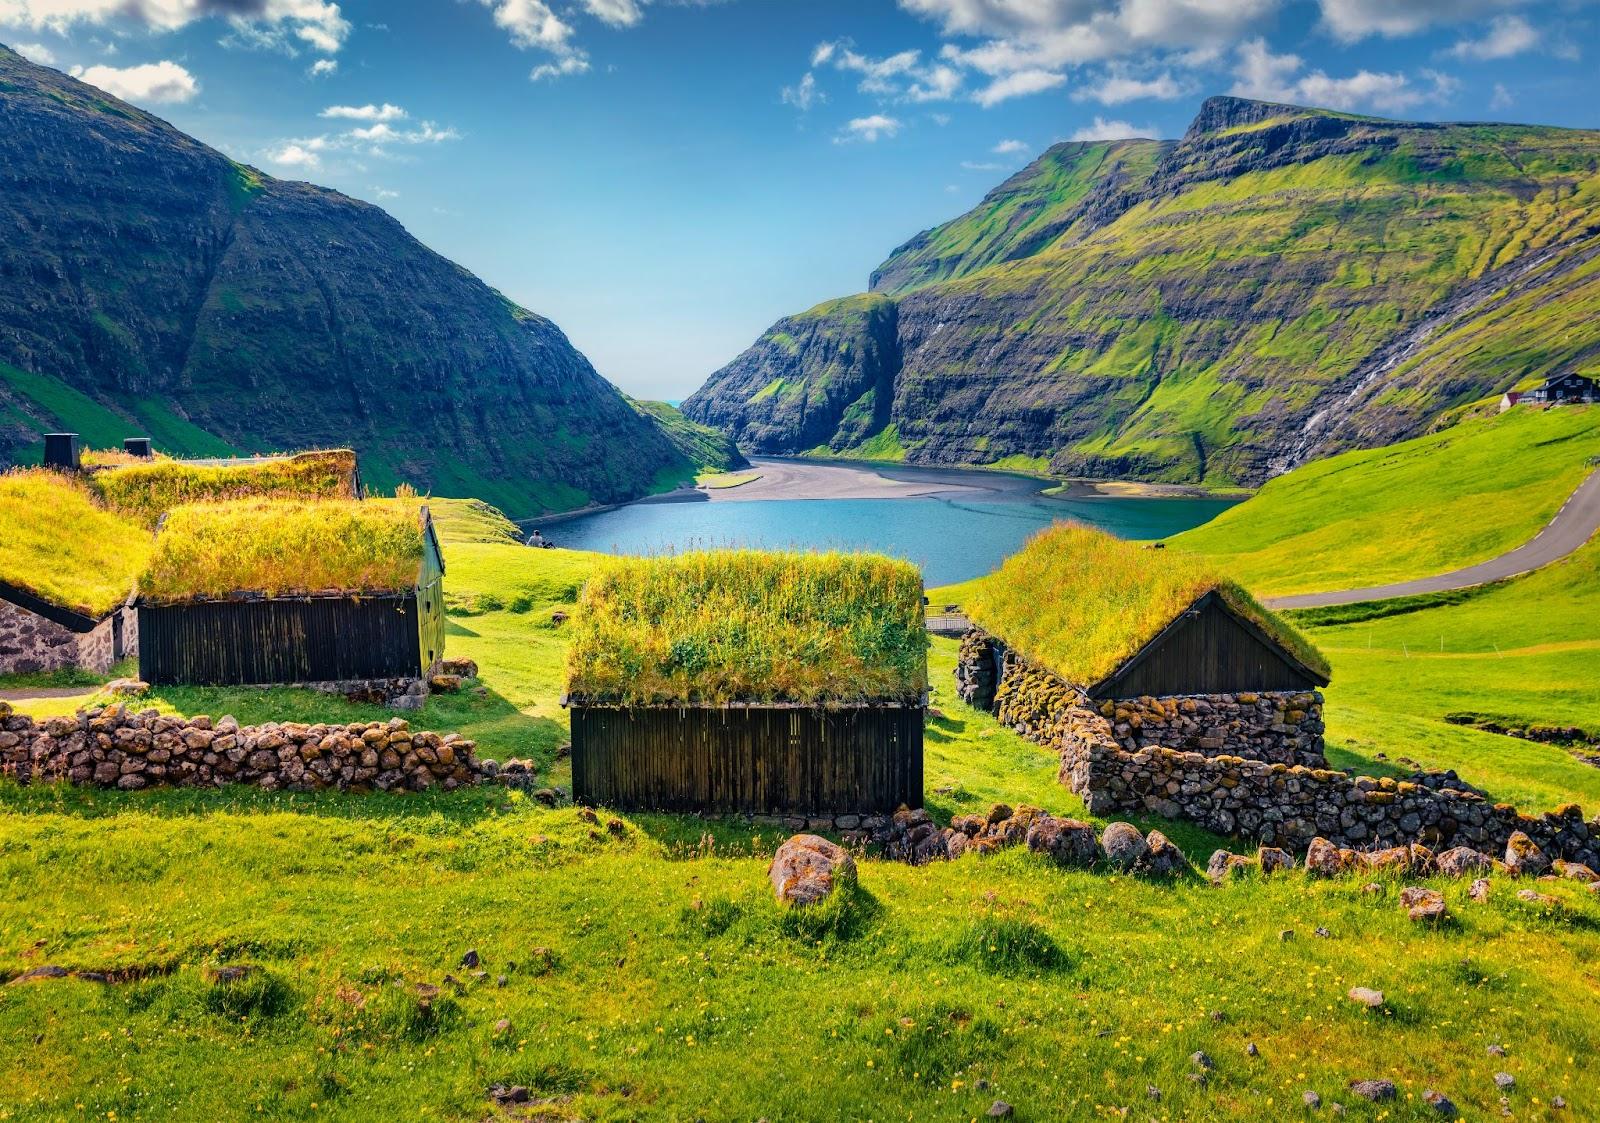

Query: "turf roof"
<box><xmin>0</xmin><ymin>469</ymin><xmax>151</xmax><ymax>618</ymax></box>
<box><xmin>565</xmin><ymin>550</ymin><xmax>928</xmax><ymax>706</ymax></box>
<box><xmin>966</xmin><ymin>523</ymin><xmax>1330</xmax><ymax>689</ymax></box>
<box><xmin>139</xmin><ymin>499</ymin><xmax>426</xmax><ymax>604</ymax></box>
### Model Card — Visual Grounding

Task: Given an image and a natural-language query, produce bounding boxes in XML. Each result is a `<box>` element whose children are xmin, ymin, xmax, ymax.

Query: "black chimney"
<box><xmin>43</xmin><ymin>433</ymin><xmax>80</xmax><ymax>471</ymax></box>
<box><xmin>124</xmin><ymin>437</ymin><xmax>154</xmax><ymax>458</ymax></box>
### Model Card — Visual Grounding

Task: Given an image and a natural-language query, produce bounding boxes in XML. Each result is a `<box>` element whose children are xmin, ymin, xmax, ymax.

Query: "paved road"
<box><xmin>1266</xmin><ymin>468</ymin><xmax>1600</xmax><ymax>610</ymax></box>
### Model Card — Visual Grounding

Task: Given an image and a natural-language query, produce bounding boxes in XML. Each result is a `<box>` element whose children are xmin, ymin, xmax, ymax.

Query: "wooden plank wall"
<box><xmin>139</xmin><ymin>594</ymin><xmax>424</xmax><ymax>686</ymax></box>
<box><xmin>1098</xmin><ymin>594</ymin><xmax>1319</xmax><ymax>697</ymax></box>
<box><xmin>571</xmin><ymin>706</ymin><xmax>924</xmax><ymax>815</ymax></box>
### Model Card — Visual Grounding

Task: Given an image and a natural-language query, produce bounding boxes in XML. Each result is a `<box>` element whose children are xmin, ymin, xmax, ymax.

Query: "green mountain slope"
<box><xmin>627</xmin><ymin>399</ymin><xmax>749</xmax><ymax>475</ymax></box>
<box><xmin>685</xmin><ymin>96</ymin><xmax>1600</xmax><ymax>486</ymax></box>
<box><xmin>0</xmin><ymin>44</ymin><xmax>687</xmax><ymax>518</ymax></box>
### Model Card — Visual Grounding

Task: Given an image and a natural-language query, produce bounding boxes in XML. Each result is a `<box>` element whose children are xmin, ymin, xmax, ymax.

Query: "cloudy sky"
<box><xmin>1</xmin><ymin>1</ymin><xmax>1595</xmax><ymax>399</ymax></box>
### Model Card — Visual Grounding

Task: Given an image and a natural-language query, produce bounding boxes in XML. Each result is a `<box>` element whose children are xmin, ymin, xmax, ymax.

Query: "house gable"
<box><xmin>1089</xmin><ymin>590</ymin><xmax>1330</xmax><ymax>699</ymax></box>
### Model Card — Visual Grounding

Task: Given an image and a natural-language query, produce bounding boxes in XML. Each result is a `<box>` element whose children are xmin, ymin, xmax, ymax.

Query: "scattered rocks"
<box><xmin>1348</xmin><ymin>1079</ymin><xmax>1397</xmax><ymax>1102</ymax></box>
<box><xmin>103</xmin><ymin>677</ymin><xmax>149</xmax><ymax>697</ymax></box>
<box><xmin>460</xmin><ymin>949</ymin><xmax>480</xmax><ymax>969</ymax></box>
<box><xmin>7</xmin><ymin>965</ymin><xmax>69</xmax><ymax>984</ymax></box>
<box><xmin>1400</xmin><ymin>886</ymin><xmax>1448</xmax><ymax>924</ymax></box>
<box><xmin>1347</xmin><ymin>986</ymin><xmax>1385</xmax><ymax>1009</ymax></box>
<box><xmin>1435</xmin><ymin>846</ymin><xmax>1493</xmax><ymax>878</ymax></box>
<box><xmin>439</xmin><ymin>658</ymin><xmax>478</xmax><ymax>679</ymax></box>
<box><xmin>1516</xmin><ymin>888</ymin><xmax>1559</xmax><ymax>908</ymax></box>
<box><xmin>1190</xmin><ymin>1050</ymin><xmax>1214</xmax><ymax>1070</ymax></box>
<box><xmin>1554</xmin><ymin>860</ymin><xmax>1598</xmax><ymax>884</ymax></box>
<box><xmin>1139</xmin><ymin>830</ymin><xmax>1188</xmax><ymax>876</ymax></box>
<box><xmin>205</xmin><ymin>964</ymin><xmax>257</xmax><ymax>984</ymax></box>
<box><xmin>1493</xmin><ymin>1072</ymin><xmax>1515</xmax><ymax>1091</ymax></box>
<box><xmin>1207</xmin><ymin>849</ymin><xmax>1253</xmax><ymax>883</ymax></box>
<box><xmin>1303</xmin><ymin>1091</ymin><xmax>1322</xmax><ymax>1109</ymax></box>
<box><xmin>1305</xmin><ymin>836</ymin><xmax>1348</xmax><ymax>876</ymax></box>
<box><xmin>489</xmin><ymin>1084</ymin><xmax>531</xmax><ymax>1106</ymax></box>
<box><xmin>1024</xmin><ymin>816</ymin><xmax>1099</xmax><ymax>867</ymax></box>
<box><xmin>768</xmin><ymin>834</ymin><xmax>857</xmax><ymax>906</ymax></box>
<box><xmin>1487</xmin><ymin>1044</ymin><xmax>1507</xmax><ymax>1058</ymax></box>
<box><xmin>986</xmin><ymin>1101</ymin><xmax>1012</xmax><ymax>1118</ymax></box>
<box><xmin>1469</xmin><ymin>878</ymin><xmax>1492</xmax><ymax>903</ymax></box>
<box><xmin>1258</xmin><ymin>846</ymin><xmax>1295</xmax><ymax>875</ymax></box>
<box><xmin>428</xmin><ymin>673</ymin><xmax>462</xmax><ymax>694</ymax></box>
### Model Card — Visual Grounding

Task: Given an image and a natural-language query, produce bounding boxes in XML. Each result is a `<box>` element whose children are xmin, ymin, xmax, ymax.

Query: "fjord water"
<box><xmin>543</xmin><ymin>462</ymin><xmax>1235</xmax><ymax>586</ymax></box>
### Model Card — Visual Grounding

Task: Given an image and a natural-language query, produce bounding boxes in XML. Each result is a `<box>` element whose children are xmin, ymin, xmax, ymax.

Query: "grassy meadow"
<box><xmin>5</xmin><ymin>465</ymin><xmax>1600</xmax><ymax>1120</ymax></box>
<box><xmin>0</xmin><ymin>470</ymin><xmax>151</xmax><ymax>617</ymax></box>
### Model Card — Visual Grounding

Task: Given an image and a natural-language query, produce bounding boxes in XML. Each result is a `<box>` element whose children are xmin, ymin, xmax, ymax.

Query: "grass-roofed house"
<box><xmin>956</xmin><ymin>525</ymin><xmax>1331</xmax><ymax>769</ymax></box>
<box><xmin>0</xmin><ymin>470</ymin><xmax>147</xmax><ymax>674</ymax></box>
<box><xmin>136</xmin><ymin>500</ymin><xmax>444</xmax><ymax>702</ymax></box>
<box><xmin>564</xmin><ymin>550</ymin><xmax>928</xmax><ymax>816</ymax></box>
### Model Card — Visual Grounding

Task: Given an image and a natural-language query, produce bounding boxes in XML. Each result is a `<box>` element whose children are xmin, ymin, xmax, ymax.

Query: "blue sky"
<box><xmin>1</xmin><ymin>1</ymin><xmax>1595</xmax><ymax>400</ymax></box>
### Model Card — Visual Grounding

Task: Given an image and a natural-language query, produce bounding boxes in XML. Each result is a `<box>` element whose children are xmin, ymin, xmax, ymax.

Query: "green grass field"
<box><xmin>6</xmin><ymin>478</ymin><xmax>1600</xmax><ymax>1120</ymax></box>
<box><xmin>1168</xmin><ymin>406</ymin><xmax>1600</xmax><ymax>596</ymax></box>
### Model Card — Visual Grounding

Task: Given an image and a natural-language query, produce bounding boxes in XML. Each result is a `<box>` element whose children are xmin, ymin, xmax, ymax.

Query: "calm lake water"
<box><xmin>541</xmin><ymin>460</ymin><xmax>1236</xmax><ymax>587</ymax></box>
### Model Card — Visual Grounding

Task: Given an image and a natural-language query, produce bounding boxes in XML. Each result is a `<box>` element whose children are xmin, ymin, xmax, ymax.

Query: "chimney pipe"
<box><xmin>123</xmin><ymin>437</ymin><xmax>154</xmax><ymax>459</ymax></box>
<box><xmin>43</xmin><ymin>433</ymin><xmax>80</xmax><ymax>471</ymax></box>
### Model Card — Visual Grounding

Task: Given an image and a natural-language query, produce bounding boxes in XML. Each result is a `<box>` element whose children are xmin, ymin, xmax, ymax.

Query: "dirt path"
<box><xmin>1266</xmin><ymin>468</ymin><xmax>1600</xmax><ymax>610</ymax></box>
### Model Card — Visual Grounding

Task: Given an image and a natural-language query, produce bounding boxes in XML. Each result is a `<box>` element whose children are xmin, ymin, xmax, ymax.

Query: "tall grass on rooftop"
<box><xmin>90</xmin><ymin>449</ymin><xmax>359</xmax><ymax>525</ymax></box>
<box><xmin>967</xmin><ymin>523</ymin><xmax>1329</xmax><ymax>687</ymax></box>
<box><xmin>0</xmin><ymin>468</ymin><xmax>151</xmax><ymax>617</ymax></box>
<box><xmin>566</xmin><ymin>550</ymin><xmax>928</xmax><ymax>706</ymax></box>
<box><xmin>139</xmin><ymin>499</ymin><xmax>423</xmax><ymax>604</ymax></box>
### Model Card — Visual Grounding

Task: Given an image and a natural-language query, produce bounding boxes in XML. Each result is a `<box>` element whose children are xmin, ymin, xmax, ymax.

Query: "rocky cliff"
<box><xmin>0</xmin><ymin>44</ymin><xmax>687</xmax><ymax>517</ymax></box>
<box><xmin>685</xmin><ymin>97</ymin><xmax>1600</xmax><ymax>485</ymax></box>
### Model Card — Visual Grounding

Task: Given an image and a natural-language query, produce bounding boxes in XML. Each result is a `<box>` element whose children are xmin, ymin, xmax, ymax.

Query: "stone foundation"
<box><xmin>0</xmin><ymin>600</ymin><xmax>136</xmax><ymax>675</ymax></box>
<box><xmin>956</xmin><ymin>629</ymin><xmax>1600</xmax><ymax>866</ymax></box>
<box><xmin>0</xmin><ymin>701</ymin><xmax>482</xmax><ymax>793</ymax></box>
<box><xmin>960</xmin><ymin>628</ymin><xmax>1325</xmax><ymax>768</ymax></box>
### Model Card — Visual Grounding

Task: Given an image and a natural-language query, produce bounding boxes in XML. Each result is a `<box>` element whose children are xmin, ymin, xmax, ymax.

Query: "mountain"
<box><xmin>684</xmin><ymin>97</ymin><xmax>1600</xmax><ymax>486</ymax></box>
<box><xmin>0</xmin><ymin>43</ymin><xmax>687</xmax><ymax>518</ymax></box>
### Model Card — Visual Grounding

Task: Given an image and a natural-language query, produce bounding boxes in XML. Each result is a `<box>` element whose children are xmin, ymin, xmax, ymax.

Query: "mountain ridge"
<box><xmin>0</xmin><ymin>43</ymin><xmax>689</xmax><ymax>518</ymax></box>
<box><xmin>685</xmin><ymin>96</ymin><xmax>1600</xmax><ymax>485</ymax></box>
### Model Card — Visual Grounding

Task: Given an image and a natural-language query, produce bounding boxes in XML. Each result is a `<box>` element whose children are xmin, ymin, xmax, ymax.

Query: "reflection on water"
<box><xmin>543</xmin><ymin>466</ymin><xmax>1236</xmax><ymax>587</ymax></box>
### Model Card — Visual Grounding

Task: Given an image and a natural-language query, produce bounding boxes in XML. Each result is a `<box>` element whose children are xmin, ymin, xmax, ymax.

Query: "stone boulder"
<box><xmin>1101</xmin><ymin>822</ymin><xmax>1148</xmax><ymax>870</ymax></box>
<box><xmin>768</xmin><ymin>834</ymin><xmax>857</xmax><ymax>906</ymax></box>
<box><xmin>1554</xmin><ymin>860</ymin><xmax>1598</xmax><ymax>884</ymax></box>
<box><xmin>1258</xmin><ymin>846</ymin><xmax>1295</xmax><ymax>875</ymax></box>
<box><xmin>1304</xmin><ymin>836</ymin><xmax>1348</xmax><ymax>877</ymax></box>
<box><xmin>1359</xmin><ymin>846</ymin><xmax>1414</xmax><ymax>874</ymax></box>
<box><xmin>1140</xmin><ymin>830</ymin><xmax>1189</xmax><ymax>877</ymax></box>
<box><xmin>1025</xmin><ymin>816</ymin><xmax>1100</xmax><ymax>867</ymax></box>
<box><xmin>1207</xmin><ymin>850</ymin><xmax>1254</xmax><ymax>884</ymax></box>
<box><xmin>1400</xmin><ymin>886</ymin><xmax>1448</xmax><ymax>924</ymax></box>
<box><xmin>1435</xmin><ymin>846</ymin><xmax>1493</xmax><ymax>879</ymax></box>
<box><xmin>1504</xmin><ymin>831</ymin><xmax>1549</xmax><ymax>877</ymax></box>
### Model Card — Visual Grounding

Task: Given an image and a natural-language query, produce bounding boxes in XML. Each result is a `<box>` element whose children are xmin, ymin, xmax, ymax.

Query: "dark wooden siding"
<box><xmin>138</xmin><ymin>594</ymin><xmax>425</xmax><ymax>686</ymax></box>
<box><xmin>416</xmin><ymin>511</ymin><xmax>446</xmax><ymax>669</ymax></box>
<box><xmin>1092</xmin><ymin>591</ymin><xmax>1322</xmax><ymax>698</ymax></box>
<box><xmin>571</xmin><ymin>705</ymin><xmax>923</xmax><ymax>815</ymax></box>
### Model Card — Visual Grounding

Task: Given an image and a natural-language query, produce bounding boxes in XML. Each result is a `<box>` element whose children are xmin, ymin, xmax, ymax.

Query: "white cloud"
<box><xmin>70</xmin><ymin>60</ymin><xmax>198</xmax><ymax>105</ymax></box>
<box><xmin>11</xmin><ymin>41</ymin><xmax>56</xmax><ymax>65</ymax></box>
<box><xmin>267</xmin><ymin>142</ymin><xmax>320</xmax><ymax>168</ymax></box>
<box><xmin>2</xmin><ymin>1</ymin><xmax>350</xmax><ymax>54</ymax></box>
<box><xmin>1445</xmin><ymin>14</ymin><xmax>1539</xmax><ymax>60</ymax></box>
<box><xmin>781</xmin><ymin>71</ymin><xmax>819</xmax><ymax>111</ymax></box>
<box><xmin>811</xmin><ymin>40</ymin><xmax>963</xmax><ymax>103</ymax></box>
<box><xmin>836</xmin><ymin>114</ymin><xmax>902</xmax><ymax>143</ymax></box>
<box><xmin>1230</xmin><ymin>37</ymin><xmax>1457</xmax><ymax>113</ymax></box>
<box><xmin>973</xmin><ymin>67</ymin><xmax>1066</xmax><ymax>107</ymax></box>
<box><xmin>961</xmin><ymin>159</ymin><xmax>1005</xmax><ymax>170</ymax></box>
<box><xmin>531</xmin><ymin>54</ymin><xmax>590</xmax><ymax>81</ymax></box>
<box><xmin>308</xmin><ymin>58</ymin><xmax>337</xmax><ymax>76</ymax></box>
<box><xmin>1317</xmin><ymin>0</ymin><xmax>1521</xmax><ymax>41</ymax></box>
<box><xmin>370</xmin><ymin>185</ymin><xmax>400</xmax><ymax>199</ymax></box>
<box><xmin>580</xmin><ymin>0</ymin><xmax>642</xmax><ymax>28</ymax></box>
<box><xmin>1069</xmin><ymin>115</ymin><xmax>1154</xmax><ymax>141</ymax></box>
<box><xmin>811</xmin><ymin>41</ymin><xmax>837</xmax><ymax>67</ymax></box>
<box><xmin>348</xmin><ymin>121</ymin><xmax>458</xmax><ymax>144</ymax></box>
<box><xmin>993</xmin><ymin>138</ymin><xmax>1028</xmax><ymax>154</ymax></box>
<box><xmin>320</xmin><ymin>102</ymin><xmax>407</xmax><ymax>121</ymax></box>
<box><xmin>475</xmin><ymin>0</ymin><xmax>574</xmax><ymax>51</ymax></box>
<box><xmin>1073</xmin><ymin>71</ymin><xmax>1187</xmax><ymax>104</ymax></box>
<box><xmin>1490</xmin><ymin>81</ymin><xmax>1513</xmax><ymax>109</ymax></box>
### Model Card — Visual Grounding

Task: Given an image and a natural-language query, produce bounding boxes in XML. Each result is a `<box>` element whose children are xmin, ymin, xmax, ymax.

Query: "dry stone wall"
<box><xmin>957</xmin><ymin>630</ymin><xmax>1600</xmax><ymax>867</ymax></box>
<box><xmin>0</xmin><ymin>701</ymin><xmax>483</xmax><ymax>793</ymax></box>
<box><xmin>0</xmin><ymin>601</ymin><xmax>135</xmax><ymax>675</ymax></box>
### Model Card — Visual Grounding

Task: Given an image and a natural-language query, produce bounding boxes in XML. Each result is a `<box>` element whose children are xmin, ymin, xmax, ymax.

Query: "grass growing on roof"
<box><xmin>566</xmin><ymin>550</ymin><xmax>927</xmax><ymax>705</ymax></box>
<box><xmin>0</xmin><ymin>469</ymin><xmax>150</xmax><ymax>616</ymax></box>
<box><xmin>88</xmin><ymin>449</ymin><xmax>360</xmax><ymax>525</ymax></box>
<box><xmin>967</xmin><ymin>523</ymin><xmax>1328</xmax><ymax>687</ymax></box>
<box><xmin>139</xmin><ymin>500</ymin><xmax>423</xmax><ymax>604</ymax></box>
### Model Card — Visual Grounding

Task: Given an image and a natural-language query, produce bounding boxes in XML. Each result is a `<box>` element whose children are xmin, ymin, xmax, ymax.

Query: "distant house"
<box><xmin>956</xmin><ymin>524</ymin><xmax>1331</xmax><ymax>767</ymax></box>
<box><xmin>136</xmin><ymin>501</ymin><xmax>444</xmax><ymax>701</ymax></box>
<box><xmin>1502</xmin><ymin>373</ymin><xmax>1598</xmax><ymax>411</ymax></box>
<box><xmin>0</xmin><ymin>581</ymin><xmax>136</xmax><ymax>675</ymax></box>
<box><xmin>564</xmin><ymin>551</ymin><xmax>927</xmax><ymax>816</ymax></box>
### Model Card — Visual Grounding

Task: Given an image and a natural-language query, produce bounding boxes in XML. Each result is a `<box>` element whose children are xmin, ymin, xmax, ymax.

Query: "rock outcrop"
<box><xmin>686</xmin><ymin>96</ymin><xmax>1600</xmax><ymax>487</ymax></box>
<box><xmin>0</xmin><ymin>45</ymin><xmax>686</xmax><ymax>517</ymax></box>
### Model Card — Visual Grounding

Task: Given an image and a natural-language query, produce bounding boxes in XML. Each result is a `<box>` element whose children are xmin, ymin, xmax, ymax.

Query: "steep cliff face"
<box><xmin>685</xmin><ymin>97</ymin><xmax>1600</xmax><ymax>485</ymax></box>
<box><xmin>0</xmin><ymin>44</ymin><xmax>686</xmax><ymax>517</ymax></box>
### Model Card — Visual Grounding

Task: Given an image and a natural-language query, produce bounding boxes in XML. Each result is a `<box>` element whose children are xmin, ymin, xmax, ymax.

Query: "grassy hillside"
<box><xmin>0</xmin><ymin>470</ymin><xmax>151</xmax><ymax>616</ymax></box>
<box><xmin>628</xmin><ymin>399</ymin><xmax>748</xmax><ymax>477</ymax></box>
<box><xmin>6</xmin><ymin>500</ymin><xmax>1600</xmax><ymax>1118</ymax></box>
<box><xmin>1170</xmin><ymin>406</ymin><xmax>1600</xmax><ymax>596</ymax></box>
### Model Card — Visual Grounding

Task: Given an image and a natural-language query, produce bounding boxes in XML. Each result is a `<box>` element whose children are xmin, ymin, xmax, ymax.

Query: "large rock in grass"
<box><xmin>1140</xmin><ymin>831</ymin><xmax>1189</xmax><ymax>877</ymax></box>
<box><xmin>1101</xmin><ymin>822</ymin><xmax>1148</xmax><ymax>870</ymax></box>
<box><xmin>1304</xmin><ymin>837</ymin><xmax>1348</xmax><ymax>877</ymax></box>
<box><xmin>1504</xmin><ymin>831</ymin><xmax>1549</xmax><ymax>877</ymax></box>
<box><xmin>769</xmin><ymin>834</ymin><xmax>857</xmax><ymax>906</ymax></box>
<box><xmin>1025</xmin><ymin>816</ymin><xmax>1100</xmax><ymax>867</ymax></box>
<box><xmin>1400</xmin><ymin>886</ymin><xmax>1448</xmax><ymax>924</ymax></box>
<box><xmin>1435</xmin><ymin>846</ymin><xmax>1493</xmax><ymax>879</ymax></box>
<box><xmin>1207</xmin><ymin>850</ymin><xmax>1254</xmax><ymax>884</ymax></box>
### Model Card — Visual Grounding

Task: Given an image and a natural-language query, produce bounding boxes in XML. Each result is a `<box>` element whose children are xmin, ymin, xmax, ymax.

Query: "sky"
<box><xmin>1</xmin><ymin>2</ymin><xmax>1596</xmax><ymax>401</ymax></box>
